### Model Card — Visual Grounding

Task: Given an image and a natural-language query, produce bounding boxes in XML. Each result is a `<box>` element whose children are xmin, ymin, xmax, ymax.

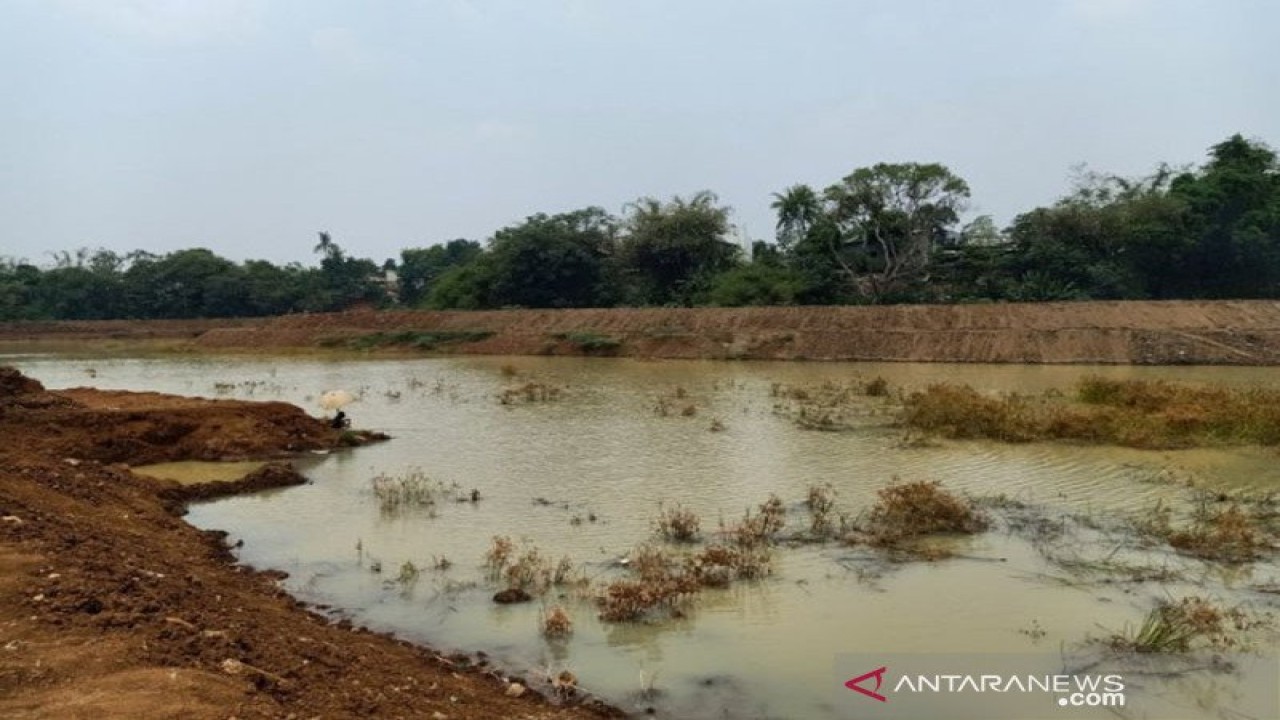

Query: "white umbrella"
<box><xmin>319</xmin><ymin>389</ymin><xmax>356</xmax><ymax>412</ymax></box>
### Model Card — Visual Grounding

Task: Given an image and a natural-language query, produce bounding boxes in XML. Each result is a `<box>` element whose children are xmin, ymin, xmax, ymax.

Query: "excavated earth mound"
<box><xmin>0</xmin><ymin>367</ymin><xmax>612</xmax><ymax>720</ymax></box>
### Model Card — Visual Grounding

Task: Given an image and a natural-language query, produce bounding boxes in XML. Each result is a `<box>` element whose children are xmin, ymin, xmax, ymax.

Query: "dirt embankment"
<box><xmin>0</xmin><ymin>367</ymin><xmax>613</xmax><ymax>720</ymax></box>
<box><xmin>7</xmin><ymin>300</ymin><xmax>1280</xmax><ymax>364</ymax></box>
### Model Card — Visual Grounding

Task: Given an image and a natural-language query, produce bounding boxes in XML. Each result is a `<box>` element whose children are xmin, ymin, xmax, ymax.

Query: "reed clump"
<box><xmin>655</xmin><ymin>503</ymin><xmax>702</xmax><ymax>543</ymax></box>
<box><xmin>1139</xmin><ymin>500</ymin><xmax>1271</xmax><ymax>563</ymax></box>
<box><xmin>600</xmin><ymin>497</ymin><xmax>783</xmax><ymax>623</ymax></box>
<box><xmin>902</xmin><ymin>377</ymin><xmax>1280</xmax><ymax>449</ymax></box>
<box><xmin>1107</xmin><ymin>596</ymin><xmax>1261</xmax><ymax>653</ymax></box>
<box><xmin>807</xmin><ymin>483</ymin><xmax>839</xmax><ymax>538</ymax></box>
<box><xmin>370</xmin><ymin>469</ymin><xmax>456</xmax><ymax>513</ymax></box>
<box><xmin>772</xmin><ymin>379</ymin><xmax>887</xmax><ymax>431</ymax></box>
<box><xmin>484</xmin><ymin>536</ymin><xmax>580</xmax><ymax>595</ymax></box>
<box><xmin>849</xmin><ymin>480</ymin><xmax>988</xmax><ymax>549</ymax></box>
<box><xmin>542</xmin><ymin>605</ymin><xmax>573</xmax><ymax>638</ymax></box>
<box><xmin>686</xmin><ymin>544</ymin><xmax>772</xmax><ymax>585</ymax></box>
<box><xmin>721</xmin><ymin>495</ymin><xmax>786</xmax><ymax>549</ymax></box>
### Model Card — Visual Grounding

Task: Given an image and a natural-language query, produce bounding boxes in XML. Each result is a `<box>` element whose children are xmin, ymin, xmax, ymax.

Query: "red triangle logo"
<box><xmin>845</xmin><ymin>666</ymin><xmax>888</xmax><ymax>702</ymax></box>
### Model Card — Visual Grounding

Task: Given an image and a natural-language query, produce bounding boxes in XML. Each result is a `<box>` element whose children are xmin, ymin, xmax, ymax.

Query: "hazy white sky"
<box><xmin>2</xmin><ymin>0</ymin><xmax>1276</xmax><ymax>265</ymax></box>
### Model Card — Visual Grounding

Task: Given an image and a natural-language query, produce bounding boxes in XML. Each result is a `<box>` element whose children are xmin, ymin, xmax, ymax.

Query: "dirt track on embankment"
<box><xmin>6</xmin><ymin>300</ymin><xmax>1280</xmax><ymax>364</ymax></box>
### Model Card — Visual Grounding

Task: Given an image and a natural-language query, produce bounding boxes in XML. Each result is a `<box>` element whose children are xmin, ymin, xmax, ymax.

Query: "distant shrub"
<box><xmin>553</xmin><ymin>331</ymin><xmax>621</xmax><ymax>354</ymax></box>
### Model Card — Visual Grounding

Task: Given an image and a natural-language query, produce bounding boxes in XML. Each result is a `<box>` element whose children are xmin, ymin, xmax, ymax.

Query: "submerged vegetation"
<box><xmin>498</xmin><ymin>380</ymin><xmax>563</xmax><ymax>404</ymax></box>
<box><xmin>771</xmin><ymin>377</ymin><xmax>897</xmax><ymax>432</ymax></box>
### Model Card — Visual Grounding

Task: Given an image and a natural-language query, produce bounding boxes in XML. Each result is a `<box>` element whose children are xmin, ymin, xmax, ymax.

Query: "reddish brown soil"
<box><xmin>0</xmin><ymin>368</ymin><xmax>614</xmax><ymax>720</ymax></box>
<box><xmin>6</xmin><ymin>300</ymin><xmax>1280</xmax><ymax>364</ymax></box>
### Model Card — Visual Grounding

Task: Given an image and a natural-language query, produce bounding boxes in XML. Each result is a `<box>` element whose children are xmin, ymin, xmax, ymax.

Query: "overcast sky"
<box><xmin>2</xmin><ymin>0</ymin><xmax>1276</xmax><ymax>266</ymax></box>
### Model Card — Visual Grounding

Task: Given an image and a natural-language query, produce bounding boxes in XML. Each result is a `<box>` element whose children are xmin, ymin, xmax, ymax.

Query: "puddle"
<box><xmin>132</xmin><ymin>460</ymin><xmax>268</xmax><ymax>486</ymax></box>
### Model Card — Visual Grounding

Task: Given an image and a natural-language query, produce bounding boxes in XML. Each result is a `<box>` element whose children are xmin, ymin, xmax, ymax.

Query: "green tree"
<box><xmin>618</xmin><ymin>191</ymin><xmax>740</xmax><ymax>306</ymax></box>
<box><xmin>709</xmin><ymin>264</ymin><xmax>807</xmax><ymax>306</ymax></box>
<box><xmin>484</xmin><ymin>208</ymin><xmax>618</xmax><ymax>308</ymax></box>
<box><xmin>310</xmin><ymin>231</ymin><xmax>387</xmax><ymax>311</ymax></box>
<box><xmin>770</xmin><ymin>184</ymin><xmax>823</xmax><ymax>253</ymax></box>
<box><xmin>122</xmin><ymin>248</ymin><xmax>241</xmax><ymax>318</ymax></box>
<box><xmin>822</xmin><ymin>163</ymin><xmax>971</xmax><ymax>301</ymax></box>
<box><xmin>1172</xmin><ymin>134</ymin><xmax>1280</xmax><ymax>298</ymax></box>
<box><xmin>398</xmin><ymin>239</ymin><xmax>483</xmax><ymax>307</ymax></box>
<box><xmin>425</xmin><ymin>256</ymin><xmax>497</xmax><ymax>309</ymax></box>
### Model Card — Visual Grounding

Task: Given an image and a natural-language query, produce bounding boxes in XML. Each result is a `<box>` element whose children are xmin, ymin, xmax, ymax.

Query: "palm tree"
<box><xmin>770</xmin><ymin>184</ymin><xmax>822</xmax><ymax>250</ymax></box>
<box><xmin>313</xmin><ymin>231</ymin><xmax>340</xmax><ymax>260</ymax></box>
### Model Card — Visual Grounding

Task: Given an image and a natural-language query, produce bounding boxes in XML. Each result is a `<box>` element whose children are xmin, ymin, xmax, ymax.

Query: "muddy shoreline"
<box><xmin>5</xmin><ymin>299</ymin><xmax>1280</xmax><ymax>364</ymax></box>
<box><xmin>0</xmin><ymin>367</ymin><xmax>616</xmax><ymax>719</ymax></box>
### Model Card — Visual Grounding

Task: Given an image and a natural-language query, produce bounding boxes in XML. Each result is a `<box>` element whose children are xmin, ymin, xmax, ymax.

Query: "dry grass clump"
<box><xmin>654</xmin><ymin>503</ymin><xmax>701</xmax><ymax>542</ymax></box>
<box><xmin>485</xmin><ymin>535</ymin><xmax>515</xmax><ymax>574</ymax></box>
<box><xmin>483</xmin><ymin>536</ymin><xmax>580</xmax><ymax>595</ymax></box>
<box><xmin>600</xmin><ymin>497</ymin><xmax>782</xmax><ymax>623</ymax></box>
<box><xmin>370</xmin><ymin>469</ymin><xmax>456</xmax><ymax>513</ymax></box>
<box><xmin>629</xmin><ymin>544</ymin><xmax>675</xmax><ymax>581</ymax></box>
<box><xmin>1138</xmin><ymin>500</ymin><xmax>1271</xmax><ymax>563</ymax></box>
<box><xmin>807</xmin><ymin>484</ymin><xmax>838</xmax><ymax>538</ymax></box>
<box><xmin>721</xmin><ymin>495</ymin><xmax>786</xmax><ymax>548</ymax></box>
<box><xmin>597</xmin><ymin>543</ymin><xmax>774</xmax><ymax>622</ymax></box>
<box><xmin>542</xmin><ymin>605</ymin><xmax>573</xmax><ymax>638</ymax></box>
<box><xmin>499</xmin><ymin>381</ymin><xmax>563</xmax><ymax>404</ymax></box>
<box><xmin>849</xmin><ymin>480</ymin><xmax>988</xmax><ymax>549</ymax></box>
<box><xmin>900</xmin><ymin>384</ymin><xmax>1041</xmax><ymax>443</ymax></box>
<box><xmin>1107</xmin><ymin>596</ymin><xmax>1265</xmax><ymax>653</ymax></box>
<box><xmin>903</xmin><ymin>377</ymin><xmax>1280</xmax><ymax>449</ymax></box>
<box><xmin>597</xmin><ymin>574</ymin><xmax>702</xmax><ymax>622</ymax></box>
<box><xmin>653</xmin><ymin>386</ymin><xmax>700</xmax><ymax>418</ymax></box>
<box><xmin>772</xmin><ymin>378</ymin><xmax>892</xmax><ymax>431</ymax></box>
<box><xmin>686</xmin><ymin>544</ymin><xmax>772</xmax><ymax>585</ymax></box>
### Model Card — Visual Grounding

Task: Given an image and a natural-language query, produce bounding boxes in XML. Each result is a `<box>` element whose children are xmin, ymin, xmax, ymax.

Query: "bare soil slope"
<box><xmin>7</xmin><ymin>300</ymin><xmax>1280</xmax><ymax>364</ymax></box>
<box><xmin>0</xmin><ymin>368</ymin><xmax>612</xmax><ymax>719</ymax></box>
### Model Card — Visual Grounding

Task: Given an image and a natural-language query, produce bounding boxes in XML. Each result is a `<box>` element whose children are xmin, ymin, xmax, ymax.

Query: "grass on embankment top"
<box><xmin>901</xmin><ymin>377</ymin><xmax>1280</xmax><ymax>449</ymax></box>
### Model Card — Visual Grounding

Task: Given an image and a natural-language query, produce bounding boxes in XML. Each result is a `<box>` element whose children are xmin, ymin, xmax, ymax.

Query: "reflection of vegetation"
<box><xmin>902</xmin><ymin>377</ymin><xmax>1280</xmax><ymax>449</ymax></box>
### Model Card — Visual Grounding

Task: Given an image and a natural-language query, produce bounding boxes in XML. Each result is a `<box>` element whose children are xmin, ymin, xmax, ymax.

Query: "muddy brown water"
<box><xmin>10</xmin><ymin>354</ymin><xmax>1280</xmax><ymax>719</ymax></box>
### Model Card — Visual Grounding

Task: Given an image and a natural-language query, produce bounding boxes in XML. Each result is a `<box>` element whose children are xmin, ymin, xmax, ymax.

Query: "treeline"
<box><xmin>2</xmin><ymin>133</ymin><xmax>1278</xmax><ymax>321</ymax></box>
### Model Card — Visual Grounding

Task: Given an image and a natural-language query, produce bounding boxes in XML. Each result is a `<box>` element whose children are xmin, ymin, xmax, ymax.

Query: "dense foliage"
<box><xmin>3</xmin><ymin>134</ymin><xmax>1277</xmax><ymax>320</ymax></box>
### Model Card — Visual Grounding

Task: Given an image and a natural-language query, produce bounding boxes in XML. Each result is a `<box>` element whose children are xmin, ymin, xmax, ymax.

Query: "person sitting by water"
<box><xmin>330</xmin><ymin>410</ymin><xmax>350</xmax><ymax>429</ymax></box>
